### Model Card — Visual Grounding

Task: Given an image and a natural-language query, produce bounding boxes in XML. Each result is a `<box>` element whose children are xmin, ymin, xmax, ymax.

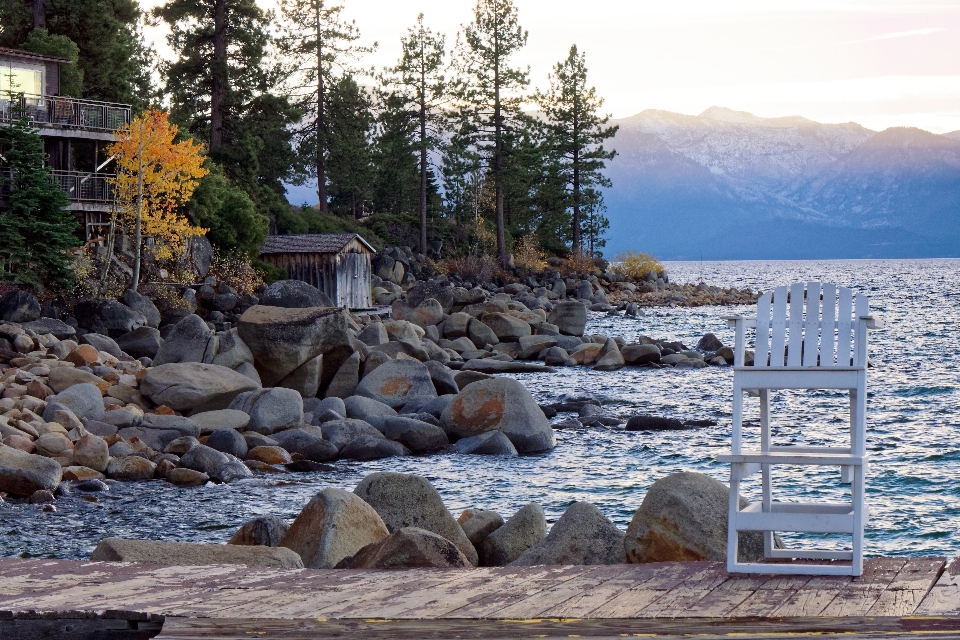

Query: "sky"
<box><xmin>142</xmin><ymin>0</ymin><xmax>960</xmax><ymax>134</ymax></box>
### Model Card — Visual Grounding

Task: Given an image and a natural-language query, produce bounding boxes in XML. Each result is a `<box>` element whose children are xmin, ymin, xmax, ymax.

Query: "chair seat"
<box><xmin>735</xmin><ymin>367</ymin><xmax>863</xmax><ymax>390</ymax></box>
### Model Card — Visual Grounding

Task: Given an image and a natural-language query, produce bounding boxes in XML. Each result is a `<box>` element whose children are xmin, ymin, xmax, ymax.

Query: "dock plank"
<box><xmin>917</xmin><ymin>556</ymin><xmax>960</xmax><ymax>615</ymax></box>
<box><xmin>637</xmin><ymin>562</ymin><xmax>731</xmax><ymax>617</ymax></box>
<box><xmin>771</xmin><ymin>575</ymin><xmax>848</xmax><ymax>616</ymax></box>
<box><xmin>677</xmin><ymin>574</ymin><xmax>770</xmax><ymax>617</ymax></box>
<box><xmin>866</xmin><ymin>556</ymin><xmax>945</xmax><ymax>616</ymax></box>
<box><xmin>442</xmin><ymin>565</ymin><xmax>588</xmax><ymax>619</ymax></box>
<box><xmin>819</xmin><ymin>556</ymin><xmax>907</xmax><ymax>617</ymax></box>
<box><xmin>538</xmin><ymin>564</ymin><xmax>663</xmax><ymax>618</ymax></box>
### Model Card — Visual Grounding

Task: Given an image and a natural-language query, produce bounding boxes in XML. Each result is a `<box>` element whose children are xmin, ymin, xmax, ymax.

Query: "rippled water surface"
<box><xmin>3</xmin><ymin>259</ymin><xmax>959</xmax><ymax>560</ymax></box>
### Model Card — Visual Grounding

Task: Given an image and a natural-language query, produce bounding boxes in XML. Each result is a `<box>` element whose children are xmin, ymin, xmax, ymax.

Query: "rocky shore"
<box><xmin>91</xmin><ymin>470</ymin><xmax>768</xmax><ymax>570</ymax></box>
<box><xmin>0</xmin><ymin>246</ymin><xmax>749</xmax><ymax>504</ymax></box>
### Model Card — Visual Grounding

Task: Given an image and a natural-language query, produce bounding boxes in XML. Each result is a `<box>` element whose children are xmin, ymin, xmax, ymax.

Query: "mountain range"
<box><xmin>601</xmin><ymin>107</ymin><xmax>960</xmax><ymax>259</ymax></box>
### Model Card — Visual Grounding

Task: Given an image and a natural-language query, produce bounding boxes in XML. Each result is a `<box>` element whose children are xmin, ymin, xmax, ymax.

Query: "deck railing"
<box><xmin>0</xmin><ymin>93</ymin><xmax>131</xmax><ymax>132</ymax></box>
<box><xmin>0</xmin><ymin>170</ymin><xmax>115</xmax><ymax>203</ymax></box>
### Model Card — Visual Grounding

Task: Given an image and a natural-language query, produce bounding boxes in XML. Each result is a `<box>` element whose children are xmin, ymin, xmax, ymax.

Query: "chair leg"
<box><xmin>728</xmin><ymin>465</ymin><xmax>742</xmax><ymax>572</ymax></box>
<box><xmin>851</xmin><ymin>464</ymin><xmax>865</xmax><ymax>576</ymax></box>
<box><xmin>732</xmin><ymin>381</ymin><xmax>744</xmax><ymax>454</ymax></box>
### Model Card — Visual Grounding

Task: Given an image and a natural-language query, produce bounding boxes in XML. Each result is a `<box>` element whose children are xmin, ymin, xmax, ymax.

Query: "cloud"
<box><xmin>761</xmin><ymin>26</ymin><xmax>946</xmax><ymax>51</ymax></box>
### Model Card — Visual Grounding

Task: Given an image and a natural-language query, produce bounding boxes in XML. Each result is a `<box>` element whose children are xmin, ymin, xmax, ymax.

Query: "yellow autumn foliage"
<box><xmin>108</xmin><ymin>109</ymin><xmax>209</xmax><ymax>261</ymax></box>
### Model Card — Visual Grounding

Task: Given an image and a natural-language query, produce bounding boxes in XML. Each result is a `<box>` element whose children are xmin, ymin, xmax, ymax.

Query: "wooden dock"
<box><xmin>2</xmin><ymin>555</ymin><xmax>960</xmax><ymax>638</ymax></box>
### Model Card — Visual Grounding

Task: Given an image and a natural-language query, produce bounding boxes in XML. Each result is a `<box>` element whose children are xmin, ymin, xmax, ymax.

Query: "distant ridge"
<box><xmin>602</xmin><ymin>108</ymin><xmax>960</xmax><ymax>259</ymax></box>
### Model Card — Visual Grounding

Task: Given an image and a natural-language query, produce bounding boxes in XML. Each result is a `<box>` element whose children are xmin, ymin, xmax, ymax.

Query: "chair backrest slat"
<box><xmin>853</xmin><ymin>294</ymin><xmax>869</xmax><ymax>367</ymax></box>
<box><xmin>769</xmin><ymin>286</ymin><xmax>789</xmax><ymax>367</ymax></box>
<box><xmin>802</xmin><ymin>281</ymin><xmax>821</xmax><ymax>366</ymax></box>
<box><xmin>754</xmin><ymin>291</ymin><xmax>772</xmax><ymax>368</ymax></box>
<box><xmin>786</xmin><ymin>283</ymin><xmax>805</xmax><ymax>366</ymax></box>
<box><xmin>836</xmin><ymin>287</ymin><xmax>853</xmax><ymax>367</ymax></box>
<box><xmin>820</xmin><ymin>283</ymin><xmax>837</xmax><ymax>366</ymax></box>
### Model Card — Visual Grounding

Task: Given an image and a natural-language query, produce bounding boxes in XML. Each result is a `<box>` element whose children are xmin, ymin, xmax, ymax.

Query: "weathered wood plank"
<box><xmin>637</xmin><ymin>562</ymin><xmax>730</xmax><ymax>617</ymax></box>
<box><xmin>677</xmin><ymin>574</ymin><xmax>770</xmax><ymax>617</ymax></box>
<box><xmin>537</xmin><ymin>564</ymin><xmax>664</xmax><ymax>618</ymax></box>
<box><xmin>155</xmin><ymin>615</ymin><xmax>960</xmax><ymax>640</ymax></box>
<box><xmin>917</xmin><ymin>556</ymin><xmax>960</xmax><ymax>615</ymax></box>
<box><xmin>585</xmin><ymin>562</ymin><xmax>704</xmax><ymax>618</ymax></box>
<box><xmin>726</xmin><ymin>575</ymin><xmax>813</xmax><ymax>616</ymax></box>
<box><xmin>441</xmin><ymin>565</ymin><xmax>589</xmax><ymax>619</ymax></box>
<box><xmin>488</xmin><ymin>565</ymin><xmax>619</xmax><ymax>619</ymax></box>
<box><xmin>866</xmin><ymin>556</ymin><xmax>945</xmax><ymax>616</ymax></box>
<box><xmin>771</xmin><ymin>575</ymin><xmax>848</xmax><ymax>617</ymax></box>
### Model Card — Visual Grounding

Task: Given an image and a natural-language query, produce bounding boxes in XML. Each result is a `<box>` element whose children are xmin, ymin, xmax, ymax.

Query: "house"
<box><xmin>259</xmin><ymin>233</ymin><xmax>375</xmax><ymax>308</ymax></box>
<box><xmin>0</xmin><ymin>47</ymin><xmax>131</xmax><ymax>242</ymax></box>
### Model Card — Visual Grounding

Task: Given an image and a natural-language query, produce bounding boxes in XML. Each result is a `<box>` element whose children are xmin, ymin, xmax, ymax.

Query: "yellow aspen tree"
<box><xmin>108</xmin><ymin>109</ymin><xmax>209</xmax><ymax>288</ymax></box>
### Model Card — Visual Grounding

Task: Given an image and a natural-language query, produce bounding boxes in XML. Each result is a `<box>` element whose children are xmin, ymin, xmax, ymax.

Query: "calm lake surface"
<box><xmin>3</xmin><ymin>259</ymin><xmax>959</xmax><ymax>560</ymax></box>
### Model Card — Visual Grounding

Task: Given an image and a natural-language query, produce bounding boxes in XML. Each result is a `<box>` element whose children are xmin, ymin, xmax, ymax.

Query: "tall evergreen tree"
<box><xmin>371</xmin><ymin>92</ymin><xmax>420</xmax><ymax>216</ymax></box>
<box><xmin>326</xmin><ymin>76</ymin><xmax>373</xmax><ymax>219</ymax></box>
<box><xmin>452</xmin><ymin>0</ymin><xmax>529</xmax><ymax>266</ymax></box>
<box><xmin>0</xmin><ymin>117</ymin><xmax>76</xmax><ymax>288</ymax></box>
<box><xmin>441</xmin><ymin>124</ymin><xmax>484</xmax><ymax>224</ymax></box>
<box><xmin>535</xmin><ymin>45</ymin><xmax>617</xmax><ymax>254</ymax></box>
<box><xmin>581</xmin><ymin>187</ymin><xmax>609</xmax><ymax>258</ymax></box>
<box><xmin>279</xmin><ymin>0</ymin><xmax>375</xmax><ymax>212</ymax></box>
<box><xmin>382</xmin><ymin>13</ymin><xmax>447</xmax><ymax>254</ymax></box>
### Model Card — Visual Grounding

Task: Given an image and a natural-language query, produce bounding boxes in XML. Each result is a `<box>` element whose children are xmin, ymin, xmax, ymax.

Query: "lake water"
<box><xmin>3</xmin><ymin>259</ymin><xmax>959</xmax><ymax>561</ymax></box>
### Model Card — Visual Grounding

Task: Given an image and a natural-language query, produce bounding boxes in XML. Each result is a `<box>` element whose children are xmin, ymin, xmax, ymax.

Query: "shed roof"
<box><xmin>0</xmin><ymin>47</ymin><xmax>72</xmax><ymax>64</ymax></box>
<box><xmin>260</xmin><ymin>233</ymin><xmax>375</xmax><ymax>255</ymax></box>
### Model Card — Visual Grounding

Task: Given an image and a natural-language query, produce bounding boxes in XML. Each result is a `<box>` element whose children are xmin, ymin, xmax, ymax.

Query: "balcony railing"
<box><xmin>0</xmin><ymin>93</ymin><xmax>131</xmax><ymax>132</ymax></box>
<box><xmin>0</xmin><ymin>170</ymin><xmax>115</xmax><ymax>203</ymax></box>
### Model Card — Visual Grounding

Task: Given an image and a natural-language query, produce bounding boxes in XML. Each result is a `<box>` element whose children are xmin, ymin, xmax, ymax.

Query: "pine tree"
<box><xmin>371</xmin><ymin>92</ymin><xmax>420</xmax><ymax>217</ymax></box>
<box><xmin>382</xmin><ymin>13</ymin><xmax>448</xmax><ymax>254</ymax></box>
<box><xmin>326</xmin><ymin>76</ymin><xmax>373</xmax><ymax>219</ymax></box>
<box><xmin>581</xmin><ymin>188</ymin><xmax>609</xmax><ymax>258</ymax></box>
<box><xmin>279</xmin><ymin>0</ymin><xmax>375</xmax><ymax>212</ymax></box>
<box><xmin>452</xmin><ymin>0</ymin><xmax>529</xmax><ymax>266</ymax></box>
<box><xmin>441</xmin><ymin>124</ymin><xmax>484</xmax><ymax>224</ymax></box>
<box><xmin>536</xmin><ymin>45</ymin><xmax>617</xmax><ymax>255</ymax></box>
<box><xmin>0</xmin><ymin>116</ymin><xmax>76</xmax><ymax>288</ymax></box>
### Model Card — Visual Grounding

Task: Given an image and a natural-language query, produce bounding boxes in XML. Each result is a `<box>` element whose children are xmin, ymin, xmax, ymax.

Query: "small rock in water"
<box><xmin>229</xmin><ymin>515</ymin><xmax>290</xmax><ymax>547</ymax></box>
<box><xmin>284</xmin><ymin>460</ymin><xmax>336</xmax><ymax>473</ymax></box>
<box><xmin>74</xmin><ymin>479</ymin><xmax>109</xmax><ymax>492</ymax></box>
<box><xmin>552</xmin><ymin>418</ymin><xmax>582</xmax><ymax>430</ymax></box>
<box><xmin>625</xmin><ymin>415</ymin><xmax>686</xmax><ymax>431</ymax></box>
<box><xmin>29</xmin><ymin>490</ymin><xmax>55</xmax><ymax>504</ymax></box>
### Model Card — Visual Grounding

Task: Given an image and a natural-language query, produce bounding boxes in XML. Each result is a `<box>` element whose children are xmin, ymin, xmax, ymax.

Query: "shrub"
<box><xmin>513</xmin><ymin>232</ymin><xmax>547</xmax><ymax>275</ymax></box>
<box><xmin>208</xmin><ymin>254</ymin><xmax>265</xmax><ymax>295</ymax></box>
<box><xmin>560</xmin><ymin>252</ymin><xmax>600</xmax><ymax>277</ymax></box>
<box><xmin>444</xmin><ymin>254</ymin><xmax>497</xmax><ymax>285</ymax></box>
<box><xmin>611</xmin><ymin>251</ymin><xmax>664</xmax><ymax>282</ymax></box>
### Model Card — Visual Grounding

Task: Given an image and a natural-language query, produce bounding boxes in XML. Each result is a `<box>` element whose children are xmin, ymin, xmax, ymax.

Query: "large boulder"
<box><xmin>339</xmin><ymin>435</ymin><xmax>409</xmax><ymax>461</ymax></box>
<box><xmin>0</xmin><ymin>445</ymin><xmax>62</xmax><ymax>496</ymax></box>
<box><xmin>206</xmin><ymin>429</ymin><xmax>248</xmax><ymax>459</ymax></box>
<box><xmin>260</xmin><ymin>280</ymin><xmax>334</xmax><ymax>308</ymax></box>
<box><xmin>382</xmin><ymin>417</ymin><xmax>449</xmax><ymax>454</ymax></box>
<box><xmin>441</xmin><ymin>378</ymin><xmax>555</xmax><ymax>454</ymax></box>
<box><xmin>228</xmin><ymin>515</ymin><xmax>289</xmax><ymax>547</ymax></box>
<box><xmin>190</xmin><ymin>409</ymin><xmax>250</xmax><ymax>435</ymax></box>
<box><xmin>479</xmin><ymin>312</ymin><xmax>531</xmax><ymax>342</ymax></box>
<box><xmin>391</xmin><ymin>298</ymin><xmax>444</xmax><ymax>328</ymax></box>
<box><xmin>280</xmin><ymin>488</ymin><xmax>389</xmax><ymax>568</ymax></box>
<box><xmin>320</xmin><ymin>419</ymin><xmax>383</xmax><ymax>451</ymax></box>
<box><xmin>459</xmin><ymin>509</ymin><xmax>504</xmax><ymax>548</ymax></box>
<box><xmin>511</xmin><ymin>502</ymin><xmax>626</xmax><ymax>566</ymax></box>
<box><xmin>404</xmin><ymin>281</ymin><xmax>455</xmax><ymax>313</ymax></box>
<box><xmin>623</xmin><ymin>472</ymin><xmax>766</xmax><ymax>563</ymax></box>
<box><xmin>271</xmin><ymin>429</ymin><xmax>338</xmax><ymax>462</ymax></box>
<box><xmin>90</xmin><ymin>538</ymin><xmax>303</xmax><ymax>568</ymax></box>
<box><xmin>479</xmin><ymin>503</ymin><xmax>547</xmax><ymax>566</ymax></box>
<box><xmin>355</xmin><ymin>359</ymin><xmax>437</xmax><ymax>410</ymax></box>
<box><xmin>153</xmin><ymin>314</ymin><xmax>216</xmax><ymax>365</ymax></box>
<box><xmin>324</xmin><ymin>352</ymin><xmax>360</xmax><ymax>399</ymax></box>
<box><xmin>106</xmin><ymin>456</ymin><xmax>157</xmax><ymax>480</ymax></box>
<box><xmin>23</xmin><ymin>317</ymin><xmax>75</xmax><ymax>340</ymax></box>
<box><xmin>621</xmin><ymin>344</ymin><xmax>660</xmax><ymax>365</ymax></box>
<box><xmin>547</xmin><ymin>301</ymin><xmax>588</xmax><ymax>337</ymax></box>
<box><xmin>452</xmin><ymin>431</ymin><xmax>518</xmax><ymax>456</ymax></box>
<box><xmin>229</xmin><ymin>388</ymin><xmax>304</xmax><ymax>434</ymax></box>
<box><xmin>115</xmin><ymin>327</ymin><xmax>163</xmax><ymax>359</ymax></box>
<box><xmin>353</xmin><ymin>472</ymin><xmax>478</xmax><ymax>565</ymax></box>
<box><xmin>342</xmin><ymin>527</ymin><xmax>470</xmax><ymax>569</ymax></box>
<box><xmin>344</xmin><ymin>395</ymin><xmax>397</xmax><ymax>430</ymax></box>
<box><xmin>73</xmin><ymin>299</ymin><xmax>148</xmax><ymax>337</ymax></box>
<box><xmin>0</xmin><ymin>289</ymin><xmax>40</xmax><ymax>323</ymax></box>
<box><xmin>141</xmin><ymin>363</ymin><xmax>260</xmax><ymax>413</ymax></box>
<box><xmin>211</xmin><ymin>329</ymin><xmax>255</xmax><ymax>370</ymax></box>
<box><xmin>593</xmin><ymin>338</ymin><xmax>625</xmax><ymax>371</ymax></box>
<box><xmin>121</xmin><ymin>288</ymin><xmax>161</xmax><ymax>328</ymax></box>
<box><xmin>49</xmin><ymin>384</ymin><xmax>105</xmax><ymax>421</ymax></box>
<box><xmin>237</xmin><ymin>305</ymin><xmax>354</xmax><ymax>388</ymax></box>
<box><xmin>72</xmin><ymin>433</ymin><xmax>109</xmax><ymax>472</ymax></box>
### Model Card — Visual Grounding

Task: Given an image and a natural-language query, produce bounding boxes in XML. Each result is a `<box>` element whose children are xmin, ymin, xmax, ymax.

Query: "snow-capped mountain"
<box><xmin>602</xmin><ymin>107</ymin><xmax>960</xmax><ymax>259</ymax></box>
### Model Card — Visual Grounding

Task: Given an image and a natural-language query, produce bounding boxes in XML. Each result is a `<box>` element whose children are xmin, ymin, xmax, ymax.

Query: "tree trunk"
<box><xmin>572</xmin><ymin>148</ymin><xmax>581</xmax><ymax>255</ymax></box>
<box><xmin>315</xmin><ymin>5</ymin><xmax>328</xmax><ymax>211</ymax></box>
<box><xmin>419</xmin><ymin>66</ymin><xmax>428</xmax><ymax>255</ymax></box>
<box><xmin>32</xmin><ymin>0</ymin><xmax>45</xmax><ymax>29</ymax></box>
<box><xmin>209</xmin><ymin>0</ymin><xmax>227</xmax><ymax>153</ymax></box>
<box><xmin>493</xmin><ymin>33</ymin><xmax>506</xmax><ymax>267</ymax></box>
<box><xmin>131</xmin><ymin>122</ymin><xmax>144</xmax><ymax>292</ymax></box>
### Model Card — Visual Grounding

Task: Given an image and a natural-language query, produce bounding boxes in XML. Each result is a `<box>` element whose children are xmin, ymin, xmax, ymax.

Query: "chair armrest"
<box><xmin>859</xmin><ymin>316</ymin><xmax>883</xmax><ymax>329</ymax></box>
<box><xmin>725</xmin><ymin>316</ymin><xmax>757</xmax><ymax>329</ymax></box>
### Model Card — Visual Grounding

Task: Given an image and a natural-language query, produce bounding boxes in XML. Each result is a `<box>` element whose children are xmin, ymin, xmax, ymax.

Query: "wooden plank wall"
<box><xmin>260</xmin><ymin>243</ymin><xmax>371</xmax><ymax>308</ymax></box>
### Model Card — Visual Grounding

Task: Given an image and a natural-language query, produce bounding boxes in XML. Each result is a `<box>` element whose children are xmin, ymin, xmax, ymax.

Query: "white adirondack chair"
<box><xmin>719</xmin><ymin>282</ymin><xmax>882</xmax><ymax>576</ymax></box>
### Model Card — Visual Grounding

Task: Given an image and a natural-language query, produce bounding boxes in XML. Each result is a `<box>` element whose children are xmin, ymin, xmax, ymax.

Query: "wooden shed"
<box><xmin>259</xmin><ymin>233</ymin><xmax>375</xmax><ymax>309</ymax></box>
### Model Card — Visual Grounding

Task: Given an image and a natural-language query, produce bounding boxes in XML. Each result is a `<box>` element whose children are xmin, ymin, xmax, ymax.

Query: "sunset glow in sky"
<box><xmin>143</xmin><ymin>0</ymin><xmax>960</xmax><ymax>132</ymax></box>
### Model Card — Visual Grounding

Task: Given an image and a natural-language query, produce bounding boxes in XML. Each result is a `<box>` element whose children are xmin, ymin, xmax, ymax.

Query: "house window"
<box><xmin>0</xmin><ymin>62</ymin><xmax>44</xmax><ymax>98</ymax></box>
